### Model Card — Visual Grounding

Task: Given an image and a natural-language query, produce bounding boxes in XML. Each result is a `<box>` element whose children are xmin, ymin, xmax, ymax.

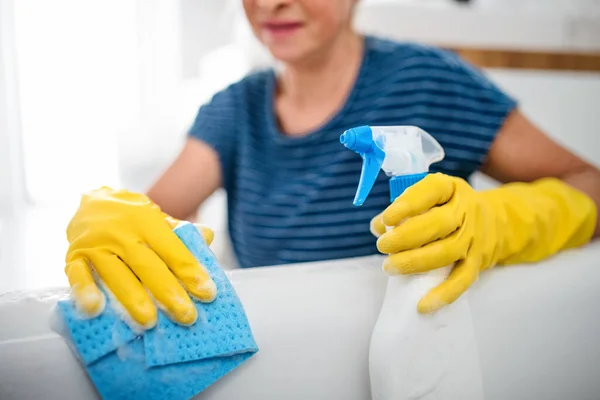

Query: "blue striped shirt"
<box><xmin>188</xmin><ymin>36</ymin><xmax>517</xmax><ymax>268</ymax></box>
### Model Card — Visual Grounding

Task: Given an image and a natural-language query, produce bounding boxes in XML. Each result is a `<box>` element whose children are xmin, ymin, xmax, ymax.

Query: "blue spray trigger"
<box><xmin>340</xmin><ymin>126</ymin><xmax>385</xmax><ymax>206</ymax></box>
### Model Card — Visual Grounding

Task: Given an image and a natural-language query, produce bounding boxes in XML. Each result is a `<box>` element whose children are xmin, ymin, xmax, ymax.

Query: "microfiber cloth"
<box><xmin>56</xmin><ymin>223</ymin><xmax>258</xmax><ymax>400</ymax></box>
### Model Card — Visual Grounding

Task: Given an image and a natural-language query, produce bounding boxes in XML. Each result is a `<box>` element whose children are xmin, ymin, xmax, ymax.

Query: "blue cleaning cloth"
<box><xmin>56</xmin><ymin>223</ymin><xmax>258</xmax><ymax>400</ymax></box>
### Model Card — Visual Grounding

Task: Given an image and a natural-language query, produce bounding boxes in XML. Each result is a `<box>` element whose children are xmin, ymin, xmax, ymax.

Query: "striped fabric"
<box><xmin>188</xmin><ymin>36</ymin><xmax>517</xmax><ymax>268</ymax></box>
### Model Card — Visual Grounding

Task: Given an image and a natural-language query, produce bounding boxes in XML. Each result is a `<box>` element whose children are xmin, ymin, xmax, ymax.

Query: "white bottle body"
<box><xmin>369</xmin><ymin>267</ymin><xmax>485</xmax><ymax>400</ymax></box>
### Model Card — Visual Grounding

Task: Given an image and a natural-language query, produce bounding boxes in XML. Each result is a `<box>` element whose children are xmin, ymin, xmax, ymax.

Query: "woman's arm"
<box><xmin>481</xmin><ymin>109</ymin><xmax>600</xmax><ymax>237</ymax></box>
<box><xmin>147</xmin><ymin>138</ymin><xmax>222</xmax><ymax>221</ymax></box>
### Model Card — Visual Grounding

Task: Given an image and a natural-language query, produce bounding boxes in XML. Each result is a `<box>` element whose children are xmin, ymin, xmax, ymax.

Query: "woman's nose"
<box><xmin>255</xmin><ymin>0</ymin><xmax>294</xmax><ymax>11</ymax></box>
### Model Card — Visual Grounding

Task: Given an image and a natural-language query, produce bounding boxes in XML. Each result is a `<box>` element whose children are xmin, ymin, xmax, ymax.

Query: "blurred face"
<box><xmin>242</xmin><ymin>0</ymin><xmax>357</xmax><ymax>64</ymax></box>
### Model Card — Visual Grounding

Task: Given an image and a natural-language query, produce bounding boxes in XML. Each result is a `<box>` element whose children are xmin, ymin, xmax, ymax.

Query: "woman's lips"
<box><xmin>261</xmin><ymin>21</ymin><xmax>303</xmax><ymax>41</ymax></box>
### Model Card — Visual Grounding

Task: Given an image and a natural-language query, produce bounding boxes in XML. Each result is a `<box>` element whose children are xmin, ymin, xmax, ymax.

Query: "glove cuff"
<box><xmin>484</xmin><ymin>177</ymin><xmax>597</xmax><ymax>265</ymax></box>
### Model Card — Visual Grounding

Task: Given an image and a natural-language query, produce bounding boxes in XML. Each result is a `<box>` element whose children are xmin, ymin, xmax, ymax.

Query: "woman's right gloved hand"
<box><xmin>64</xmin><ymin>187</ymin><xmax>217</xmax><ymax>330</ymax></box>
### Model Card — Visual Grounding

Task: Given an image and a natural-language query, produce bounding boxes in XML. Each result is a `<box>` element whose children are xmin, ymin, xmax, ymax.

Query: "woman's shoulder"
<box><xmin>365</xmin><ymin>35</ymin><xmax>445</xmax><ymax>57</ymax></box>
<box><xmin>364</xmin><ymin>35</ymin><xmax>464</xmax><ymax>73</ymax></box>
<box><xmin>216</xmin><ymin>69</ymin><xmax>273</xmax><ymax>97</ymax></box>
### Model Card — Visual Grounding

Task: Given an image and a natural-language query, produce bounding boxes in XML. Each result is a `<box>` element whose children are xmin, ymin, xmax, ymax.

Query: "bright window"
<box><xmin>13</xmin><ymin>0</ymin><xmax>140</xmax><ymax>203</ymax></box>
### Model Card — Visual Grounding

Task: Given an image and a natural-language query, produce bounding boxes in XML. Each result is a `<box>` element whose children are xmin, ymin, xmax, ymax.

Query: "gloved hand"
<box><xmin>64</xmin><ymin>187</ymin><xmax>217</xmax><ymax>329</ymax></box>
<box><xmin>371</xmin><ymin>173</ymin><xmax>597</xmax><ymax>314</ymax></box>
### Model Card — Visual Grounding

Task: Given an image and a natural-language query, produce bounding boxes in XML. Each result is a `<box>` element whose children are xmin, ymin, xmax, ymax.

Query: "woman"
<box><xmin>64</xmin><ymin>0</ymin><xmax>599</xmax><ymax>329</ymax></box>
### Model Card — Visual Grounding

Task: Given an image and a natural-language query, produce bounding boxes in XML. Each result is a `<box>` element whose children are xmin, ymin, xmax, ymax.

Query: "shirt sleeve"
<box><xmin>187</xmin><ymin>85</ymin><xmax>239</xmax><ymax>190</ymax></box>
<box><xmin>413</xmin><ymin>45</ymin><xmax>518</xmax><ymax>178</ymax></box>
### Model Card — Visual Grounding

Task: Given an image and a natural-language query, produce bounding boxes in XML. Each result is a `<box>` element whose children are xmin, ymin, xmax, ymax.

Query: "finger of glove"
<box><xmin>417</xmin><ymin>255</ymin><xmax>481</xmax><ymax>314</ymax></box>
<box><xmin>65</xmin><ymin>257</ymin><xmax>106</xmax><ymax>318</ymax></box>
<box><xmin>382</xmin><ymin>173</ymin><xmax>455</xmax><ymax>227</ymax></box>
<box><xmin>370</xmin><ymin>213</ymin><xmax>387</xmax><ymax>238</ymax></box>
<box><xmin>123</xmin><ymin>244</ymin><xmax>198</xmax><ymax>326</ymax></box>
<box><xmin>146</xmin><ymin>224</ymin><xmax>217</xmax><ymax>303</ymax></box>
<box><xmin>164</xmin><ymin>215</ymin><xmax>180</xmax><ymax>229</ymax></box>
<box><xmin>377</xmin><ymin>205</ymin><xmax>462</xmax><ymax>254</ymax></box>
<box><xmin>162</xmin><ymin>213</ymin><xmax>214</xmax><ymax>246</ymax></box>
<box><xmin>85</xmin><ymin>249</ymin><xmax>158</xmax><ymax>329</ymax></box>
<box><xmin>382</xmin><ymin>227</ymin><xmax>468</xmax><ymax>275</ymax></box>
<box><xmin>193</xmin><ymin>223</ymin><xmax>214</xmax><ymax>246</ymax></box>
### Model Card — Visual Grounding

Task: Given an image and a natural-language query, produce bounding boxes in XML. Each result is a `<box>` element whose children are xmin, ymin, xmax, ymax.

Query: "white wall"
<box><xmin>354</xmin><ymin>1</ymin><xmax>600</xmax><ymax>53</ymax></box>
<box><xmin>472</xmin><ymin>69</ymin><xmax>600</xmax><ymax>190</ymax></box>
<box><xmin>487</xmin><ymin>70</ymin><xmax>600</xmax><ymax>166</ymax></box>
<box><xmin>179</xmin><ymin>0</ymin><xmax>235</xmax><ymax>79</ymax></box>
<box><xmin>0</xmin><ymin>0</ymin><xmax>26</xmax><ymax>214</ymax></box>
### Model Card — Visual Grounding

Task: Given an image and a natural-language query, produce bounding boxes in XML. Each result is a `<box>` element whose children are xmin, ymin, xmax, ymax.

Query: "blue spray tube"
<box><xmin>339</xmin><ymin>125</ymin><xmax>445</xmax><ymax>205</ymax></box>
<box><xmin>340</xmin><ymin>127</ymin><xmax>484</xmax><ymax>399</ymax></box>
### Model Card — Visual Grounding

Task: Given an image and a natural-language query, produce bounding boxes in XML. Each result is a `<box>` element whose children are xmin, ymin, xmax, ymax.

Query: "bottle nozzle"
<box><xmin>340</xmin><ymin>127</ymin><xmax>376</xmax><ymax>153</ymax></box>
<box><xmin>339</xmin><ymin>130</ymin><xmax>353</xmax><ymax>146</ymax></box>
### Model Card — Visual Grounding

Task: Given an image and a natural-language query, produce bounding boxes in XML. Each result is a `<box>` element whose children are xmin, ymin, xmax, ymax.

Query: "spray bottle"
<box><xmin>340</xmin><ymin>125</ymin><xmax>484</xmax><ymax>400</ymax></box>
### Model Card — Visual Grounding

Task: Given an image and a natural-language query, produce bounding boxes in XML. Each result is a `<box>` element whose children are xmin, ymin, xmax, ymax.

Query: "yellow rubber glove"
<box><xmin>372</xmin><ymin>173</ymin><xmax>597</xmax><ymax>314</ymax></box>
<box><xmin>64</xmin><ymin>187</ymin><xmax>217</xmax><ymax>329</ymax></box>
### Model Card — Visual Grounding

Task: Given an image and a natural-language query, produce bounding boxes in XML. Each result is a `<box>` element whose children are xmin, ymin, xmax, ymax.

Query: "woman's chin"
<box><xmin>268</xmin><ymin>49</ymin><xmax>304</xmax><ymax>65</ymax></box>
<box><xmin>265</xmin><ymin>42</ymin><xmax>317</xmax><ymax>66</ymax></box>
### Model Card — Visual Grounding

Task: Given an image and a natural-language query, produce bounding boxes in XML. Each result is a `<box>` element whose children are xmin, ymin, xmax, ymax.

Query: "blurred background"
<box><xmin>1</xmin><ymin>0</ymin><xmax>599</xmax><ymax>293</ymax></box>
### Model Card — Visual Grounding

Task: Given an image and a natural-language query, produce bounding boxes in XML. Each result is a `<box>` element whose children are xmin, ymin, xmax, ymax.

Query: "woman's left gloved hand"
<box><xmin>371</xmin><ymin>173</ymin><xmax>597</xmax><ymax>314</ymax></box>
